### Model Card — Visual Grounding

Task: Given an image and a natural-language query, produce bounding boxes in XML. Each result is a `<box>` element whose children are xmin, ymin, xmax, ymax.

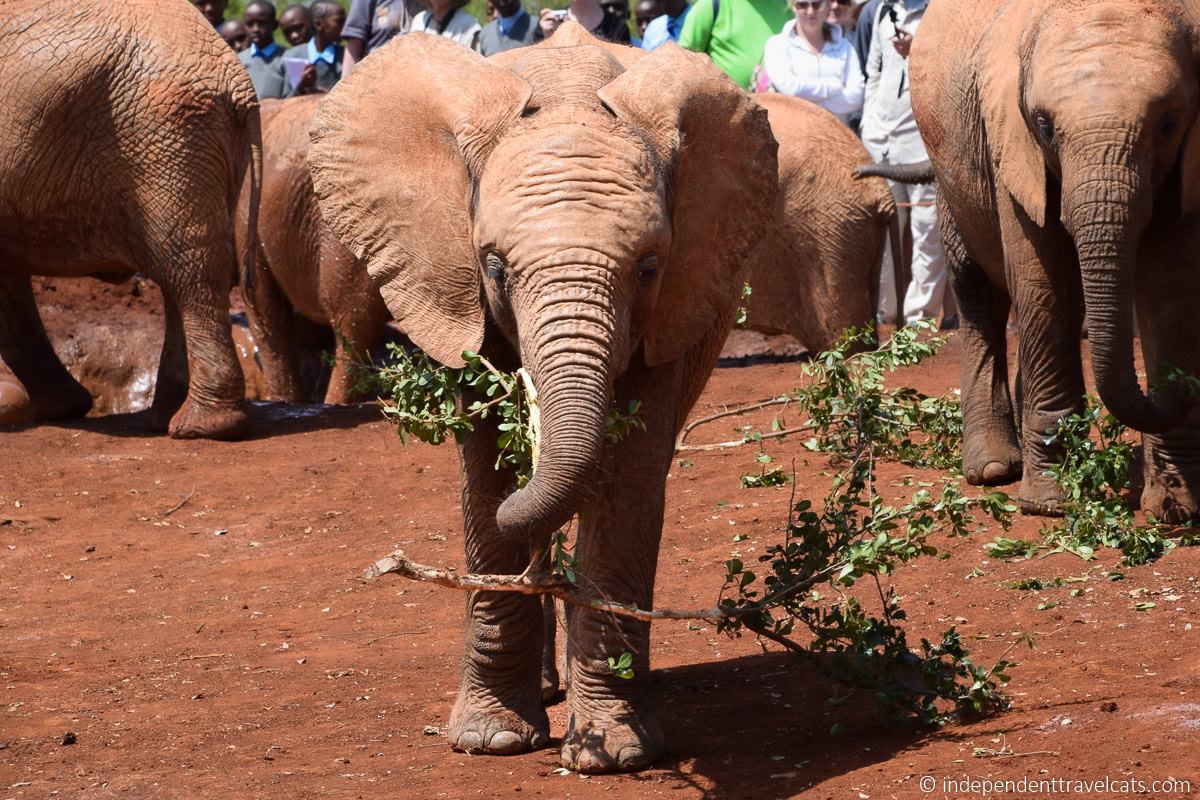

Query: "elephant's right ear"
<box><xmin>309</xmin><ymin>34</ymin><xmax>532</xmax><ymax>367</ymax></box>
<box><xmin>978</xmin><ymin>8</ymin><xmax>1047</xmax><ymax>227</ymax></box>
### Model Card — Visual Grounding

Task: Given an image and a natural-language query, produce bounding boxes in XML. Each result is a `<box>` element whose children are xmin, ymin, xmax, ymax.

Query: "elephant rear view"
<box><xmin>0</xmin><ymin>0</ymin><xmax>260</xmax><ymax>438</ymax></box>
<box><xmin>236</xmin><ymin>96</ymin><xmax>390</xmax><ymax>405</ymax></box>
<box><xmin>744</xmin><ymin>94</ymin><xmax>894</xmax><ymax>354</ymax></box>
<box><xmin>309</xmin><ymin>27</ymin><xmax>777</xmax><ymax>773</ymax></box>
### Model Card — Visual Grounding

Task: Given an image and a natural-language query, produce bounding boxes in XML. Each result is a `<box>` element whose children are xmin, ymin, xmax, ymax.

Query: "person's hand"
<box><xmin>891</xmin><ymin>27</ymin><xmax>912</xmax><ymax>58</ymax></box>
<box><xmin>539</xmin><ymin>8</ymin><xmax>565</xmax><ymax>36</ymax></box>
<box><xmin>297</xmin><ymin>64</ymin><xmax>318</xmax><ymax>93</ymax></box>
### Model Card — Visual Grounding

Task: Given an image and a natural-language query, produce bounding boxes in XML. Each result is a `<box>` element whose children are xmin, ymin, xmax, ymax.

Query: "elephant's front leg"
<box><xmin>559</xmin><ymin>369</ymin><xmax>681</xmax><ymax>774</ymax></box>
<box><xmin>1006</xmin><ymin>206</ymin><xmax>1086</xmax><ymax>515</ymax></box>
<box><xmin>448</xmin><ymin>392</ymin><xmax>550</xmax><ymax>755</ymax></box>
<box><xmin>1137</xmin><ymin>227</ymin><xmax>1200</xmax><ymax>522</ymax></box>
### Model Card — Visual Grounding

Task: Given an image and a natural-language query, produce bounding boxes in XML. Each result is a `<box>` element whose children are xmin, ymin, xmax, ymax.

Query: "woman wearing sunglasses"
<box><xmin>754</xmin><ymin>0</ymin><xmax>865</xmax><ymax>125</ymax></box>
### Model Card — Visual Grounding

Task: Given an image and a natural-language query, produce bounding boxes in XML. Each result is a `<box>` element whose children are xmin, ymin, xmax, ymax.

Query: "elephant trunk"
<box><xmin>495</xmin><ymin>278</ymin><xmax>617</xmax><ymax>542</ymax></box>
<box><xmin>1066</xmin><ymin>163</ymin><xmax>1191</xmax><ymax>434</ymax></box>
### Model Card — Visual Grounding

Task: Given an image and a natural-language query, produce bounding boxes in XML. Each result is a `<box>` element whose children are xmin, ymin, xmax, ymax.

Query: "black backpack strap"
<box><xmin>712</xmin><ymin>0</ymin><xmax>720</xmax><ymax>22</ymax></box>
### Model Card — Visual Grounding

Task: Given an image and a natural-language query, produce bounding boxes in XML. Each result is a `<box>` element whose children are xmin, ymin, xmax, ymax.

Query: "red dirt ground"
<box><xmin>2</xmin><ymin>280</ymin><xmax>1199</xmax><ymax>799</ymax></box>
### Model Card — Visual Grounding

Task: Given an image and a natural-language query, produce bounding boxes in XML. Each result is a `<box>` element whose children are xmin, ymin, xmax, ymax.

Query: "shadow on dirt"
<box><xmin>41</xmin><ymin>401</ymin><xmax>383</xmax><ymax>441</ymax></box>
<box><xmin>642</xmin><ymin>650</ymin><xmax>1016</xmax><ymax>799</ymax></box>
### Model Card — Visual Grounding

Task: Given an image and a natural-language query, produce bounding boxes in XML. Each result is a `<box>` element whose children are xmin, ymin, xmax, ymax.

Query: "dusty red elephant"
<box><xmin>237</xmin><ymin>96</ymin><xmax>390</xmax><ymax>405</ymax></box>
<box><xmin>309</xmin><ymin>28</ymin><xmax>779</xmax><ymax>772</ymax></box>
<box><xmin>0</xmin><ymin>0</ymin><xmax>260</xmax><ymax>438</ymax></box>
<box><xmin>874</xmin><ymin>0</ymin><xmax>1200</xmax><ymax>519</ymax></box>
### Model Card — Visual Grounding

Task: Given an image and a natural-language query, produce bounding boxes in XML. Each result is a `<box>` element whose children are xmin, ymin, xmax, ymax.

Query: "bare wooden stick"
<box><xmin>675</xmin><ymin>425</ymin><xmax>816</xmax><ymax>453</ymax></box>
<box><xmin>364</xmin><ymin>549</ymin><xmax>726</xmax><ymax>622</ymax></box>
<box><xmin>675</xmin><ymin>397</ymin><xmax>792</xmax><ymax>448</ymax></box>
<box><xmin>162</xmin><ymin>486</ymin><xmax>196</xmax><ymax>517</ymax></box>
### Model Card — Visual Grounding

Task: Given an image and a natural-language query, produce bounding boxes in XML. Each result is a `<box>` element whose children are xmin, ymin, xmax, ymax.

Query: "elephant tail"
<box><xmin>882</xmin><ymin>193</ymin><xmax>905</xmax><ymax>331</ymax></box>
<box><xmin>854</xmin><ymin>159</ymin><xmax>935</xmax><ymax>185</ymax></box>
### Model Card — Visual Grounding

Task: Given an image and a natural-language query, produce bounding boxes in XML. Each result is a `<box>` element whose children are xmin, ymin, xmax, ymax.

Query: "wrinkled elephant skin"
<box><xmin>910</xmin><ymin>0</ymin><xmax>1200</xmax><ymax>518</ymax></box>
<box><xmin>743</xmin><ymin>94</ymin><xmax>892</xmax><ymax>354</ymax></box>
<box><xmin>308</xmin><ymin>28</ymin><xmax>779</xmax><ymax>772</ymax></box>
<box><xmin>0</xmin><ymin>0</ymin><xmax>260</xmax><ymax>439</ymax></box>
<box><xmin>236</xmin><ymin>96</ymin><xmax>391</xmax><ymax>404</ymax></box>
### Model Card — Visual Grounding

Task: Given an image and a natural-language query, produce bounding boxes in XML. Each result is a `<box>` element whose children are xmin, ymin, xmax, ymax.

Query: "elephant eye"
<box><xmin>637</xmin><ymin>254</ymin><xmax>659</xmax><ymax>285</ymax></box>
<box><xmin>485</xmin><ymin>250</ymin><xmax>508</xmax><ymax>286</ymax></box>
<box><xmin>1033</xmin><ymin>112</ymin><xmax>1055</xmax><ymax>146</ymax></box>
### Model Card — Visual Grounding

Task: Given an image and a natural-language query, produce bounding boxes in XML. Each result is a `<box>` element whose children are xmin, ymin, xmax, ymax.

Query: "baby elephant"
<box><xmin>745</xmin><ymin>94</ymin><xmax>896</xmax><ymax>352</ymax></box>
<box><xmin>0</xmin><ymin>0</ymin><xmax>259</xmax><ymax>438</ymax></box>
<box><xmin>237</xmin><ymin>96</ymin><xmax>390</xmax><ymax>404</ymax></box>
<box><xmin>309</xmin><ymin>28</ymin><xmax>778</xmax><ymax>772</ymax></box>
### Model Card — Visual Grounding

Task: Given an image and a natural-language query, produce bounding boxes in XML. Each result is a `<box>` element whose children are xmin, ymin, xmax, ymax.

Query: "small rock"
<box><xmin>1100</xmin><ymin>702</ymin><xmax>1118</xmax><ymax>713</ymax></box>
<box><xmin>61</xmin><ymin>731</ymin><xmax>77</xmax><ymax>746</ymax></box>
<box><xmin>422</xmin><ymin>725</ymin><xmax>441</xmax><ymax>736</ymax></box>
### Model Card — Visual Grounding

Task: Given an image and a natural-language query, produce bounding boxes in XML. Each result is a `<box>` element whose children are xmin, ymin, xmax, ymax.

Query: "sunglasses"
<box><xmin>793</xmin><ymin>0</ymin><xmax>827</xmax><ymax>8</ymax></box>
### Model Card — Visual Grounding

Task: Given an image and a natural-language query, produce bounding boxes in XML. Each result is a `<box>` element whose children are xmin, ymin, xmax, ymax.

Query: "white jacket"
<box><xmin>761</xmin><ymin>22</ymin><xmax>864</xmax><ymax>123</ymax></box>
<box><xmin>410</xmin><ymin>8</ymin><xmax>482</xmax><ymax>51</ymax></box>
<box><xmin>861</xmin><ymin>0</ymin><xmax>928</xmax><ymax>163</ymax></box>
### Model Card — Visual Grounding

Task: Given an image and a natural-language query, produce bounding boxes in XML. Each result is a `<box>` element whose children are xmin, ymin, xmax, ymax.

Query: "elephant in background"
<box><xmin>236</xmin><ymin>96</ymin><xmax>391</xmax><ymax>404</ymax></box>
<box><xmin>873</xmin><ymin>0</ymin><xmax>1200</xmax><ymax>518</ymax></box>
<box><xmin>744</xmin><ymin>94</ymin><xmax>895</xmax><ymax>353</ymax></box>
<box><xmin>0</xmin><ymin>0</ymin><xmax>259</xmax><ymax>439</ymax></box>
<box><xmin>309</xmin><ymin>28</ymin><xmax>778</xmax><ymax>772</ymax></box>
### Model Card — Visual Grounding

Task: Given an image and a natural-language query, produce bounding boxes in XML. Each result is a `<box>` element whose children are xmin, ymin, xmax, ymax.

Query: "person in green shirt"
<box><xmin>678</xmin><ymin>0</ymin><xmax>791</xmax><ymax>89</ymax></box>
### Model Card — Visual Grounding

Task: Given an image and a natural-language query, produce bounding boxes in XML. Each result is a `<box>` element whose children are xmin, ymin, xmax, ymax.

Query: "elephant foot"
<box><xmin>1016</xmin><ymin>471</ymin><xmax>1065</xmax><ymax>517</ymax></box>
<box><xmin>167</xmin><ymin>399</ymin><xmax>249</xmax><ymax>440</ymax></box>
<box><xmin>28</xmin><ymin>377</ymin><xmax>93</xmax><ymax>422</ymax></box>
<box><xmin>448</xmin><ymin>692</ymin><xmax>550</xmax><ymax>756</ymax></box>
<box><xmin>1141</xmin><ymin>479</ymin><xmax>1200</xmax><ymax>524</ymax></box>
<box><xmin>561</xmin><ymin>711</ymin><xmax>665</xmax><ymax>774</ymax></box>
<box><xmin>0</xmin><ymin>379</ymin><xmax>32</xmax><ymax>425</ymax></box>
<box><xmin>963</xmin><ymin>437</ymin><xmax>1022</xmax><ymax>487</ymax></box>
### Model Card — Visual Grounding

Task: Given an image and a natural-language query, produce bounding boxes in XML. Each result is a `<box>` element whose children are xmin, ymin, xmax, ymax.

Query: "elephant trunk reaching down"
<box><xmin>495</xmin><ymin>278</ymin><xmax>618</xmax><ymax>542</ymax></box>
<box><xmin>1067</xmin><ymin>162</ymin><xmax>1191</xmax><ymax>434</ymax></box>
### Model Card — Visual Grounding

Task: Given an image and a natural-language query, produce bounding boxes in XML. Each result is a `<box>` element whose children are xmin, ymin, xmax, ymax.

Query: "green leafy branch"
<box><xmin>986</xmin><ymin>397</ymin><xmax>1196</xmax><ymax>567</ymax></box>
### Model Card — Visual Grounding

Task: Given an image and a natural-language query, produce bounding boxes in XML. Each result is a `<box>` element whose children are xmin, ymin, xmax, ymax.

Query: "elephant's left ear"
<box><xmin>597</xmin><ymin>44</ymin><xmax>779</xmax><ymax>367</ymax></box>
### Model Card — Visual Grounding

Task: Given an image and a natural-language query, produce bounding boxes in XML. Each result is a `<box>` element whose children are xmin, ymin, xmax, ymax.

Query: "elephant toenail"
<box><xmin>616</xmin><ymin>746</ymin><xmax>649</xmax><ymax>770</ymax></box>
<box><xmin>453</xmin><ymin>731</ymin><xmax>484</xmax><ymax>753</ymax></box>
<box><xmin>486</xmin><ymin>730</ymin><xmax>526</xmax><ymax>755</ymax></box>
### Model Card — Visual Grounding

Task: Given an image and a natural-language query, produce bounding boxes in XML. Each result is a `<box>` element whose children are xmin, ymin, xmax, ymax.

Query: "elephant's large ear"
<box><xmin>978</xmin><ymin>9</ymin><xmax>1047</xmax><ymax>227</ymax></box>
<box><xmin>597</xmin><ymin>44</ymin><xmax>779</xmax><ymax>366</ymax></box>
<box><xmin>309</xmin><ymin>34</ymin><xmax>532</xmax><ymax>367</ymax></box>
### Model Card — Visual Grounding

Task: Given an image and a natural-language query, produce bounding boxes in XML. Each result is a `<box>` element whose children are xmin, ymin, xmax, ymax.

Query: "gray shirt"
<box><xmin>479</xmin><ymin>11</ymin><xmax>536</xmax><ymax>57</ymax></box>
<box><xmin>238</xmin><ymin>43</ymin><xmax>288</xmax><ymax>100</ymax></box>
<box><xmin>343</xmin><ymin>0</ymin><xmax>422</xmax><ymax>55</ymax></box>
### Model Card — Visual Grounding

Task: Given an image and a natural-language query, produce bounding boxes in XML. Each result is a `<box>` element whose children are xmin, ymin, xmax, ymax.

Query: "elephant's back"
<box><xmin>1</xmin><ymin>0</ymin><xmax>256</xmax><ymax>212</ymax></box>
<box><xmin>909</xmin><ymin>0</ymin><xmax>1003</xmax><ymax>155</ymax></box>
<box><xmin>258</xmin><ymin>96</ymin><xmax>352</xmax><ymax>326</ymax></box>
<box><xmin>755</xmin><ymin>94</ymin><xmax>890</xmax><ymax>225</ymax></box>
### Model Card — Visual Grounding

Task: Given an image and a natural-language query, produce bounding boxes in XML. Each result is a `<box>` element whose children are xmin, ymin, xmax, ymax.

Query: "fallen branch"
<box><xmin>676</xmin><ymin>397</ymin><xmax>793</xmax><ymax>448</ymax></box>
<box><xmin>162</xmin><ymin>486</ymin><xmax>196</xmax><ymax>517</ymax></box>
<box><xmin>179</xmin><ymin>652</ymin><xmax>230</xmax><ymax>661</ymax></box>
<box><xmin>676</xmin><ymin>425</ymin><xmax>815</xmax><ymax>452</ymax></box>
<box><xmin>364</xmin><ymin>549</ymin><xmax>725</xmax><ymax>622</ymax></box>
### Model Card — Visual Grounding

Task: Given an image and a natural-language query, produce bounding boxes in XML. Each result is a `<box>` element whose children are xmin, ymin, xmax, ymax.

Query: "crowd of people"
<box><xmin>198</xmin><ymin>0</ymin><xmax>952</xmax><ymax>329</ymax></box>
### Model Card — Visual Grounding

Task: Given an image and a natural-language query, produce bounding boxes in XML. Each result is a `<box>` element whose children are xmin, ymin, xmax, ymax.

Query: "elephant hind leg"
<box><xmin>941</xmin><ymin>202</ymin><xmax>1021</xmax><ymax>487</ymax></box>
<box><xmin>541</xmin><ymin>594</ymin><xmax>562</xmax><ymax>704</ymax></box>
<box><xmin>148</xmin><ymin>292</ymin><xmax>189</xmax><ymax>430</ymax></box>
<box><xmin>323</xmin><ymin>298</ymin><xmax>389</xmax><ymax>405</ymax></box>
<box><xmin>244</xmin><ymin>245</ymin><xmax>306</xmax><ymax>403</ymax></box>
<box><xmin>151</xmin><ymin>241</ymin><xmax>247</xmax><ymax>440</ymax></box>
<box><xmin>0</xmin><ymin>271</ymin><xmax>92</xmax><ymax>421</ymax></box>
